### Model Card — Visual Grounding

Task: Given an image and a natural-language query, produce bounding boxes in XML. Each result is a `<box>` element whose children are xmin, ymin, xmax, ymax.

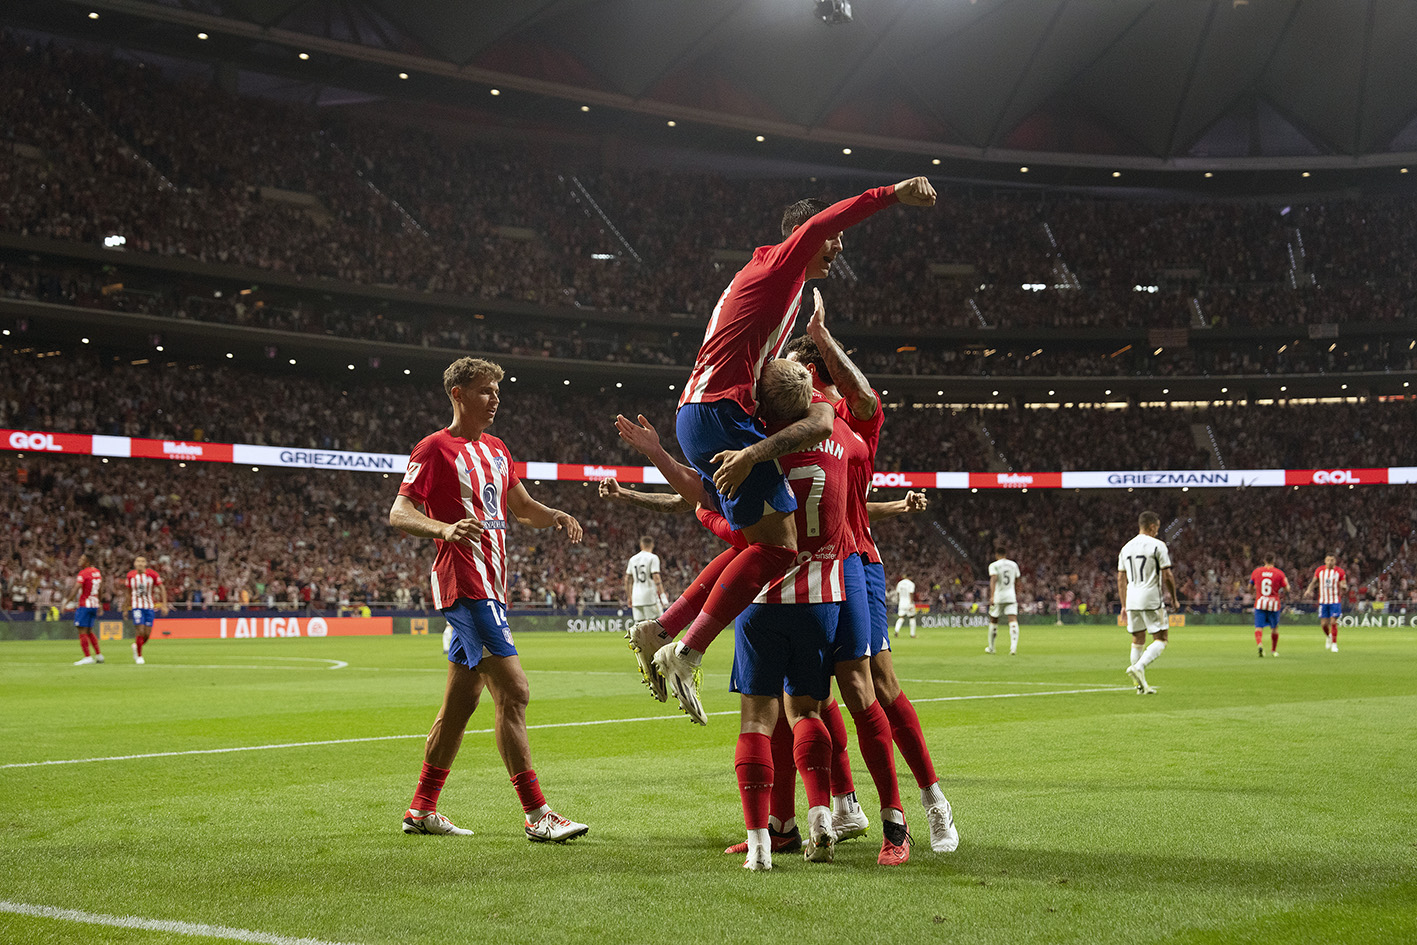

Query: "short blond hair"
<box><xmin>758</xmin><ymin>359</ymin><xmax>812</xmax><ymax>425</ymax></box>
<box><xmin>443</xmin><ymin>357</ymin><xmax>504</xmax><ymax>397</ymax></box>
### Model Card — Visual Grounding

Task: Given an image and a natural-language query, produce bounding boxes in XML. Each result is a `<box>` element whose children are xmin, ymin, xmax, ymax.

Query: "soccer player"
<box><xmin>784</xmin><ymin>299</ymin><xmax>959</xmax><ymax>856</ymax></box>
<box><xmin>391</xmin><ymin>356</ymin><xmax>588</xmax><ymax>843</ymax></box>
<box><xmin>1306</xmin><ymin>555</ymin><xmax>1347</xmax><ymax>652</ymax></box>
<box><xmin>125</xmin><ymin>555</ymin><xmax>167</xmax><ymax>665</ymax></box>
<box><xmin>1250</xmin><ymin>554</ymin><xmax>1289</xmax><ymax>657</ymax></box>
<box><xmin>62</xmin><ymin>554</ymin><xmax>104</xmax><ymax>665</ymax></box>
<box><xmin>893</xmin><ymin>572</ymin><xmax>917</xmax><ymax>639</ymax></box>
<box><xmin>624</xmin><ymin>536</ymin><xmax>668</xmax><ymax>623</ymax></box>
<box><xmin>1117</xmin><ymin>511</ymin><xmax>1178</xmax><ymax>695</ymax></box>
<box><xmin>986</xmin><ymin>546</ymin><xmax>1022</xmax><ymax>655</ymax></box>
<box><xmin>641</xmin><ymin>177</ymin><xmax>938</xmax><ymax>723</ymax></box>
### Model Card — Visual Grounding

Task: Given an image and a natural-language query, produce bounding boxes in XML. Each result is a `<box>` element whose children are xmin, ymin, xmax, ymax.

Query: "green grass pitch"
<box><xmin>1</xmin><ymin>624</ymin><xmax>1414</xmax><ymax>945</ymax></box>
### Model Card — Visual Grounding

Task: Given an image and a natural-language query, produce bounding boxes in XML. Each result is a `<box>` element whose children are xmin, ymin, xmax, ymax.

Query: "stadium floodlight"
<box><xmin>298</xmin><ymin>52</ymin><xmax>310</xmax><ymax>60</ymax></box>
<box><xmin>842</xmin><ymin>148</ymin><xmax>852</xmax><ymax>155</ymax></box>
<box><xmin>197</xmin><ymin>32</ymin><xmax>209</xmax><ymax>40</ymax></box>
<box><xmin>755</xmin><ymin>135</ymin><xmax>765</xmax><ymax>142</ymax></box>
<box><xmin>815</xmin><ymin>0</ymin><xmax>853</xmax><ymax>25</ymax></box>
<box><xmin>103</xmin><ymin>234</ymin><xmax>126</xmax><ymax>247</ymax></box>
<box><xmin>932</xmin><ymin>159</ymin><xmax>940</xmax><ymax>165</ymax></box>
<box><xmin>88</xmin><ymin>12</ymin><xmax>99</xmax><ymax>19</ymax></box>
<box><xmin>156</xmin><ymin>345</ymin><xmax>164</xmax><ymax>352</ymax></box>
<box><xmin>398</xmin><ymin>72</ymin><xmax>409</xmax><ymax>80</ymax></box>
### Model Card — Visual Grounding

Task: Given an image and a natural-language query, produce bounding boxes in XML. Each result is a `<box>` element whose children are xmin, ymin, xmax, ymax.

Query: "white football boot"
<box><xmin>653</xmin><ymin>641</ymin><xmax>706</xmax><ymax>725</ymax></box>
<box><xmin>402</xmin><ymin>810</ymin><xmax>473</xmax><ymax>836</ymax></box>
<box><xmin>73</xmin><ymin>656</ymin><xmax>95</xmax><ymax>665</ymax></box>
<box><xmin>925</xmin><ymin>798</ymin><xmax>960</xmax><ymax>853</ymax></box>
<box><xmin>803</xmin><ymin>806</ymin><xmax>836</xmax><ymax>863</ymax></box>
<box><xmin>831</xmin><ymin>793</ymin><xmax>869</xmax><ymax>841</ymax></box>
<box><xmin>525</xmin><ymin>809</ymin><xmax>589</xmax><ymax>843</ymax></box>
<box><xmin>627</xmin><ymin>619</ymin><xmax>671</xmax><ymax>702</ymax></box>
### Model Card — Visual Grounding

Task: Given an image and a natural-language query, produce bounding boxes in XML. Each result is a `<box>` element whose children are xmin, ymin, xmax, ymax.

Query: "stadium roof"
<box><xmin>23</xmin><ymin>0</ymin><xmax>1417</xmax><ymax>176</ymax></box>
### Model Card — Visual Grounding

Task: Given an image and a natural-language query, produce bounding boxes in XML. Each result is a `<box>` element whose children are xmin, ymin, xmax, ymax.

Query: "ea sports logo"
<box><xmin>1312</xmin><ymin>469</ymin><xmax>1358</xmax><ymax>485</ymax></box>
<box><xmin>8</xmin><ymin>431</ymin><xmax>61</xmax><ymax>451</ymax></box>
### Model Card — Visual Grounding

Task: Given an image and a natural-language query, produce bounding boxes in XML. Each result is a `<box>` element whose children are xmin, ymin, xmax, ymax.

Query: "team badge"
<box><xmin>402</xmin><ymin>461</ymin><xmax>422</xmax><ymax>485</ymax></box>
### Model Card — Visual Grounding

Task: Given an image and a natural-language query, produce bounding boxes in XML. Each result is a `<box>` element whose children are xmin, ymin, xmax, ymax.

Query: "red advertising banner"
<box><xmin>1282</xmin><ymin>468</ymin><xmax>1390</xmax><ymax>486</ymax></box>
<box><xmin>130</xmin><ymin>438</ymin><xmax>235</xmax><ymax>463</ymax></box>
<box><xmin>871</xmin><ymin>471</ymin><xmax>936</xmax><ymax>488</ymax></box>
<box><xmin>156</xmin><ymin>616</ymin><xmax>393</xmax><ymax>639</ymax></box>
<box><xmin>4</xmin><ymin>429</ymin><xmax>93</xmax><ymax>454</ymax></box>
<box><xmin>967</xmin><ymin>471</ymin><xmax>1064</xmax><ymax>489</ymax></box>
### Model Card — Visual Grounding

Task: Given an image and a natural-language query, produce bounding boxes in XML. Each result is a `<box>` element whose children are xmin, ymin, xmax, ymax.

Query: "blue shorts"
<box><xmin>676</xmin><ymin>401</ymin><xmax>796</xmax><ymax>531</ymax></box>
<box><xmin>74</xmin><ymin>607</ymin><xmax>97</xmax><ymax>629</ymax></box>
<box><xmin>1319</xmin><ymin>603</ymin><xmax>1342</xmax><ymax>619</ymax></box>
<box><xmin>131</xmin><ymin>608</ymin><xmax>156</xmax><ymax>628</ymax></box>
<box><xmin>443</xmin><ymin>598</ymin><xmax>517</xmax><ymax>669</ymax></box>
<box><xmin>1254</xmin><ymin>609</ymin><xmax>1280</xmax><ymax>630</ymax></box>
<box><xmin>730</xmin><ymin>602</ymin><xmax>837</xmax><ymax>700</ymax></box>
<box><xmin>833</xmin><ymin>555</ymin><xmax>871</xmax><ymax>664</ymax></box>
<box><xmin>862</xmin><ymin>560</ymin><xmax>890</xmax><ymax>655</ymax></box>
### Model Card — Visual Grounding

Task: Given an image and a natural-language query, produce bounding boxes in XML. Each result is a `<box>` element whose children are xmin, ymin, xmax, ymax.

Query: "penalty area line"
<box><xmin>0</xmin><ymin>900</ymin><xmax>360</xmax><ymax>945</ymax></box>
<box><xmin>1</xmin><ymin>685</ymin><xmax>1128</xmax><ymax>770</ymax></box>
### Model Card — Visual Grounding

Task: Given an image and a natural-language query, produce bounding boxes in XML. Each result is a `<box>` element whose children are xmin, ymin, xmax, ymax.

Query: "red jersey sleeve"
<box><xmin>398</xmin><ymin>434</ymin><xmax>440</xmax><ymax>506</ymax></box>
<box><xmin>765</xmin><ymin>187</ymin><xmax>899</xmax><ymax>274</ymax></box>
<box><xmin>696</xmin><ymin>507</ymin><xmax>748</xmax><ymax>549</ymax></box>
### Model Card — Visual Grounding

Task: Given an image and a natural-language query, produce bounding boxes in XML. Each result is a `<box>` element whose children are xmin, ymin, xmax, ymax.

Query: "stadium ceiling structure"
<box><xmin>28</xmin><ymin>0</ymin><xmax>1417</xmax><ymax>173</ymax></box>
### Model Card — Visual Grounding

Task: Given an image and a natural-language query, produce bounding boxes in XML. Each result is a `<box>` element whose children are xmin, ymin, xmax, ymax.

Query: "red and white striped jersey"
<box><xmin>399</xmin><ymin>428</ymin><xmax>520</xmax><ymax>609</ymax></box>
<box><xmin>125</xmin><ymin>568</ymin><xmax>163</xmax><ymax>609</ymax></box>
<box><xmin>1314</xmin><ymin>566</ymin><xmax>1346</xmax><ymax>604</ymax></box>
<box><xmin>836</xmin><ymin>392</ymin><xmax>884</xmax><ymax>563</ymax></box>
<box><xmin>678</xmin><ymin>186</ymin><xmax>898</xmax><ymax>418</ymax></box>
<box><xmin>76</xmin><ymin>566</ymin><xmax>102</xmax><ymax>609</ymax></box>
<box><xmin>1250</xmin><ymin>566</ymin><xmax>1288</xmax><ymax>611</ymax></box>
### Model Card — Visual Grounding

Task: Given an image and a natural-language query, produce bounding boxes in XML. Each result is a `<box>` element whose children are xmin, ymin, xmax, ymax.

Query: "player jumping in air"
<box><xmin>392</xmin><ymin>357</ymin><xmax>588</xmax><ymax>843</ymax></box>
<box><xmin>1306</xmin><ymin>554</ymin><xmax>1348</xmax><ymax>652</ymax></box>
<box><xmin>62</xmin><ymin>554</ymin><xmax>104</xmax><ymax>665</ymax></box>
<box><xmin>1117</xmin><ymin>512</ymin><xmax>1178</xmax><ymax>695</ymax></box>
<box><xmin>125</xmin><ymin>556</ymin><xmax>167</xmax><ymax>664</ymax></box>
<box><xmin>1250</xmin><ymin>554</ymin><xmax>1289</xmax><ymax>657</ymax></box>
<box><xmin>632</xmin><ymin>178</ymin><xmax>937</xmax><ymax>725</ymax></box>
<box><xmin>986</xmin><ymin>545</ymin><xmax>1022</xmax><ymax>655</ymax></box>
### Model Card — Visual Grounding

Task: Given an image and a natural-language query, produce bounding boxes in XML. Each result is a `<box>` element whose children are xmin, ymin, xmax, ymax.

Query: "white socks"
<box><xmin>881</xmin><ymin>806</ymin><xmax>905</xmax><ymax>825</ymax></box>
<box><xmin>922</xmin><ymin>781</ymin><xmax>947</xmax><ymax>808</ymax></box>
<box><xmin>1008</xmin><ymin>621</ymin><xmax>1019</xmax><ymax>652</ymax></box>
<box><xmin>988</xmin><ymin>624</ymin><xmax>998</xmax><ymax>649</ymax></box>
<box><xmin>908</xmin><ymin>617</ymin><xmax>917</xmax><ymax>636</ymax></box>
<box><xmin>831</xmin><ymin>792</ymin><xmax>860</xmax><ymax>816</ymax></box>
<box><xmin>1130</xmin><ymin>643</ymin><xmax>1145</xmax><ymax>666</ymax></box>
<box><xmin>1136</xmin><ymin>640</ymin><xmax>1167</xmax><ymax>669</ymax></box>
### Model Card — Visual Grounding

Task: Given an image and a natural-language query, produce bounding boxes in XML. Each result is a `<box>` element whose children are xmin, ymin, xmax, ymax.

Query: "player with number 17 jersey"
<box><xmin>399</xmin><ymin>429</ymin><xmax>519</xmax><ymax>608</ymax></box>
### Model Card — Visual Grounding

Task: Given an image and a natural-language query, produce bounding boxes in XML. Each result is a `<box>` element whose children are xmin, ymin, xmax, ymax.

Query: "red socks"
<box><xmin>821</xmin><ymin>698</ymin><xmax>854</xmax><ymax>796</ymax></box>
<box><xmin>882</xmin><ymin>693</ymin><xmax>937</xmax><ymax>789</ymax></box>
<box><xmin>510</xmin><ymin>769</ymin><xmax>548</xmax><ymax>814</ymax></box>
<box><xmin>1271</xmin><ymin>631</ymin><xmax>1279</xmax><ymax>652</ymax></box>
<box><xmin>735</xmin><ymin>732</ymin><xmax>774</xmax><ymax>829</ymax></box>
<box><xmin>660</xmin><ymin>547</ymin><xmax>739</xmax><ymax>635</ymax></box>
<box><xmin>681</xmin><ymin>543</ymin><xmax>796</xmax><ymax>653</ymax></box>
<box><xmin>79</xmin><ymin>633</ymin><xmax>92</xmax><ymax>657</ymax></box>
<box><xmin>768</xmin><ymin>715</ymin><xmax>797</xmax><ymax>825</ymax></box>
<box><xmin>88</xmin><ymin>632</ymin><xmax>101</xmax><ymax>655</ymax></box>
<box><xmin>1329</xmin><ymin>625</ymin><xmax>1338</xmax><ymax>644</ymax></box>
<box><xmin>135</xmin><ymin>636</ymin><xmax>146</xmax><ymax>657</ymax></box>
<box><xmin>410</xmin><ymin>762</ymin><xmax>450</xmax><ymax>812</ymax></box>
<box><xmin>852</xmin><ymin>700</ymin><xmax>903</xmax><ymax>814</ymax></box>
<box><xmin>792</xmin><ymin>717</ymin><xmax>833</xmax><ymax>809</ymax></box>
<box><xmin>1254</xmin><ymin>629</ymin><xmax>1263</xmax><ymax>646</ymax></box>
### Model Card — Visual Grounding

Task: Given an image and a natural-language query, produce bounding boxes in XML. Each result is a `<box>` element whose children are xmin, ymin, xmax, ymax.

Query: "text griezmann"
<box><xmin>277</xmin><ymin>450</ymin><xmax>398</xmax><ymax>470</ymax></box>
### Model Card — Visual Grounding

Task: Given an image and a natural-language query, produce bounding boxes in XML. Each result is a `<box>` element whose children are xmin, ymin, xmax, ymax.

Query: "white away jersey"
<box><xmin>625</xmin><ymin>551</ymin><xmax>662</xmax><ymax>607</ymax></box>
<box><xmin>989</xmin><ymin>558</ymin><xmax>1021</xmax><ymax>605</ymax></box>
<box><xmin>1117</xmin><ymin>534</ymin><xmax>1172</xmax><ymax>611</ymax></box>
<box><xmin>895</xmin><ymin>578</ymin><xmax>916</xmax><ymax>615</ymax></box>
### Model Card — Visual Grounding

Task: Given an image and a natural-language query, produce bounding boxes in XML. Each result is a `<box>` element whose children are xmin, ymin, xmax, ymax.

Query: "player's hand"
<box><xmin>553</xmin><ymin>511</ymin><xmax>583</xmax><ymax>543</ymax></box>
<box><xmin>615</xmin><ymin>413</ymin><xmax>662</xmax><ymax>458</ymax></box>
<box><xmin>710</xmin><ymin>447</ymin><xmax>755</xmax><ymax>497</ymax></box>
<box><xmin>598</xmin><ymin>478</ymin><xmax>624</xmax><ymax>501</ymax></box>
<box><xmin>905</xmin><ymin>490</ymin><xmax>928</xmax><ymax>512</ymax></box>
<box><xmin>893</xmin><ymin>177</ymin><xmax>936</xmax><ymax>207</ymax></box>
<box><xmin>442</xmin><ymin>517</ymin><xmax>485</xmax><ymax>547</ymax></box>
<box><xmin>806</xmin><ymin>288</ymin><xmax>827</xmax><ymax>337</ymax></box>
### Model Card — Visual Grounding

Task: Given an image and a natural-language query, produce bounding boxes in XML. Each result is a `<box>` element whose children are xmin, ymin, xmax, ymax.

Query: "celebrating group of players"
<box><xmin>63</xmin><ymin>554</ymin><xmax>168</xmax><ymax>666</ymax></box>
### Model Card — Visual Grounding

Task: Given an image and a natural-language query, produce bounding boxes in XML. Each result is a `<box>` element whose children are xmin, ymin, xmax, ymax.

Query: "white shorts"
<box><xmin>896</xmin><ymin>605</ymin><xmax>915</xmax><ymax>617</ymax></box>
<box><xmin>632</xmin><ymin>604</ymin><xmax>662</xmax><ymax>624</ymax></box>
<box><xmin>1126</xmin><ymin>608</ymin><xmax>1167</xmax><ymax>634</ymax></box>
<box><xmin>989</xmin><ymin>602</ymin><xmax>1018</xmax><ymax>619</ymax></box>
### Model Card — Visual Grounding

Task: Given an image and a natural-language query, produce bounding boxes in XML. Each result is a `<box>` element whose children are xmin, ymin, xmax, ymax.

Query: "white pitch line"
<box><xmin>0</xmin><ymin>900</ymin><xmax>360</xmax><ymax>945</ymax></box>
<box><xmin>0</xmin><ymin>685</ymin><xmax>1126</xmax><ymax>770</ymax></box>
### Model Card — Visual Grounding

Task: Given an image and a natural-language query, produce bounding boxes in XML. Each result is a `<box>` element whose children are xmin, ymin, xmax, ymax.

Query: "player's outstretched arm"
<box><xmin>806</xmin><ymin>288</ymin><xmax>878</xmax><ymax>421</ymax></box>
<box><xmin>614</xmin><ymin>414</ymin><xmax>710</xmax><ymax>507</ymax></box>
<box><xmin>388</xmin><ymin>494</ymin><xmax>485</xmax><ymax>546</ymax></box>
<box><xmin>867</xmin><ymin>490</ymin><xmax>928</xmax><ymax>522</ymax></box>
<box><xmin>711</xmin><ymin>401</ymin><xmax>834</xmax><ymax>496</ymax></box>
<box><xmin>507</xmin><ymin>482</ymin><xmax>583</xmax><ymax>543</ymax></box>
<box><xmin>599</xmin><ymin>477</ymin><xmax>694</xmax><ymax>515</ymax></box>
<box><xmin>774</xmin><ymin>178</ymin><xmax>934</xmax><ymax>273</ymax></box>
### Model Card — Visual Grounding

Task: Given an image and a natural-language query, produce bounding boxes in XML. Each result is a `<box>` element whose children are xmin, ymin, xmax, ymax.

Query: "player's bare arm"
<box><xmin>1304</xmin><ymin>577</ymin><xmax>1318</xmax><ymax>598</ymax></box>
<box><xmin>158</xmin><ymin>581</ymin><xmax>169</xmax><ymax>616</ymax></box>
<box><xmin>1162</xmin><ymin>567</ymin><xmax>1179</xmax><ymax>609</ymax></box>
<box><xmin>1117</xmin><ymin>570</ymin><xmax>1128</xmax><ymax>608</ymax></box>
<box><xmin>613</xmin><ymin>414</ymin><xmax>711</xmax><ymax>507</ymax></box>
<box><xmin>388</xmin><ymin>494</ymin><xmax>485</xmax><ymax>547</ymax></box>
<box><xmin>599</xmin><ymin>477</ymin><xmax>694</xmax><ymax>515</ymax></box>
<box><xmin>711</xmin><ymin>401</ymin><xmax>834</xmax><ymax>496</ymax></box>
<box><xmin>806</xmin><ymin>288</ymin><xmax>878</xmax><ymax>421</ymax></box>
<box><xmin>866</xmin><ymin>490</ymin><xmax>928</xmax><ymax>521</ymax></box>
<box><xmin>507</xmin><ymin>482</ymin><xmax>583</xmax><ymax>543</ymax></box>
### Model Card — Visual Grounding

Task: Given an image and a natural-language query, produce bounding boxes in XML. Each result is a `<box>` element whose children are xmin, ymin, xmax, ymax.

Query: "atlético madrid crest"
<box><xmin>492</xmin><ymin>455</ymin><xmax>507</xmax><ymax>473</ymax></box>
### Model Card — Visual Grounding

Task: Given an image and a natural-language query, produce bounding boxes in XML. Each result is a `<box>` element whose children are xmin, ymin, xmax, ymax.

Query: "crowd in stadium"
<box><xmin>4</xmin><ymin>33</ymin><xmax>1417</xmax><ymax>336</ymax></box>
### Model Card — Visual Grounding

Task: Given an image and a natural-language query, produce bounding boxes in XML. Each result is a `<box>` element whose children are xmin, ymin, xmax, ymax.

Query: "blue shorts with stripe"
<box><xmin>862</xmin><ymin>560</ymin><xmax>891</xmax><ymax>655</ymax></box>
<box><xmin>833</xmin><ymin>554</ymin><xmax>871</xmax><ymax>664</ymax></box>
<box><xmin>74</xmin><ymin>607</ymin><xmax>98</xmax><ymax>629</ymax></box>
<box><xmin>130</xmin><ymin>608</ymin><xmax>156</xmax><ymax>628</ymax></box>
<box><xmin>676</xmin><ymin>401</ymin><xmax>796</xmax><ymax>531</ymax></box>
<box><xmin>730</xmin><ymin>602</ymin><xmax>838</xmax><ymax>701</ymax></box>
<box><xmin>1319</xmin><ymin>602</ymin><xmax>1342</xmax><ymax>619</ymax></box>
<box><xmin>1254</xmin><ymin>608</ymin><xmax>1281</xmax><ymax>630</ymax></box>
<box><xmin>443</xmin><ymin>598</ymin><xmax>518</xmax><ymax>669</ymax></box>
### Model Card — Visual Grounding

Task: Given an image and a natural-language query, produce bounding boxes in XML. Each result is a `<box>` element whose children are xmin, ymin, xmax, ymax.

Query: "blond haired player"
<box><xmin>986</xmin><ymin>546</ymin><xmax>1022</xmax><ymax>655</ymax></box>
<box><xmin>1117</xmin><ymin>511</ymin><xmax>1178</xmax><ymax>695</ymax></box>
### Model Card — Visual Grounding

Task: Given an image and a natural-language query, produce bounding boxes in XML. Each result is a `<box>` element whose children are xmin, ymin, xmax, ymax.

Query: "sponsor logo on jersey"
<box><xmin>403</xmin><ymin>461</ymin><xmax>422</xmax><ymax>484</ymax></box>
<box><xmin>481</xmin><ymin>482</ymin><xmax>506</xmax><ymax>529</ymax></box>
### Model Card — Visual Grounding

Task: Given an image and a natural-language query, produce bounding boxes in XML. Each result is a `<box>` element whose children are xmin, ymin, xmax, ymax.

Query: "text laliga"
<box><xmin>9</xmin><ymin>431</ymin><xmax>63</xmax><ymax>451</ymax></box>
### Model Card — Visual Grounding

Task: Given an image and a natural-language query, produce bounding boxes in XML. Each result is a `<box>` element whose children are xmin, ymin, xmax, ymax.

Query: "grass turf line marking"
<box><xmin>0</xmin><ymin>900</ymin><xmax>360</xmax><ymax>945</ymax></box>
<box><xmin>1</xmin><ymin>686</ymin><xmax>1128</xmax><ymax>770</ymax></box>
